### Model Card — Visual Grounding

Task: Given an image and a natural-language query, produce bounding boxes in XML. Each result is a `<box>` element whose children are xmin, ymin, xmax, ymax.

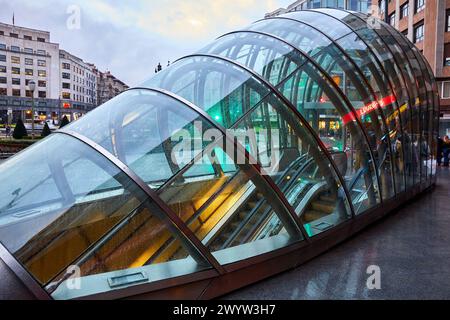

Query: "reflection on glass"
<box><xmin>66</xmin><ymin>90</ymin><xmax>216</xmax><ymax>189</ymax></box>
<box><xmin>159</xmin><ymin>141</ymin><xmax>304</xmax><ymax>264</ymax></box>
<box><xmin>231</xmin><ymin>94</ymin><xmax>353</xmax><ymax>230</ymax></box>
<box><xmin>143</xmin><ymin>56</ymin><xmax>270</xmax><ymax>128</ymax></box>
<box><xmin>0</xmin><ymin>134</ymin><xmax>210</xmax><ymax>299</ymax></box>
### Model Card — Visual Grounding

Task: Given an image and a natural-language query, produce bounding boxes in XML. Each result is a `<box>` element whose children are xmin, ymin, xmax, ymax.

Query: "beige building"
<box><xmin>97</xmin><ymin>71</ymin><xmax>129</xmax><ymax>105</ymax></box>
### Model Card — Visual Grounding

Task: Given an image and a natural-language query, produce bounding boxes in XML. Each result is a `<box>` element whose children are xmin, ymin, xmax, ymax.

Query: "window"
<box><xmin>389</xmin><ymin>12</ymin><xmax>396</xmax><ymax>26</ymax></box>
<box><xmin>25</xmin><ymin>69</ymin><xmax>33</xmax><ymax>76</ymax></box>
<box><xmin>62</xmin><ymin>82</ymin><xmax>70</xmax><ymax>89</ymax></box>
<box><xmin>0</xmin><ymin>77</ymin><xmax>6</xmax><ymax>84</ymax></box>
<box><xmin>62</xmin><ymin>63</ymin><xmax>71</xmax><ymax>70</ymax></box>
<box><xmin>401</xmin><ymin>2</ymin><xmax>409</xmax><ymax>19</ymax></box>
<box><xmin>62</xmin><ymin>72</ymin><xmax>71</xmax><ymax>79</ymax></box>
<box><xmin>414</xmin><ymin>22</ymin><xmax>424</xmax><ymax>43</ymax></box>
<box><xmin>24</xmin><ymin>35</ymin><xmax>32</xmax><ymax>40</ymax></box>
<box><xmin>11</xmin><ymin>56</ymin><xmax>20</xmax><ymax>64</ymax></box>
<box><xmin>38</xmin><ymin>91</ymin><xmax>46</xmax><ymax>98</ymax></box>
<box><xmin>12</xmin><ymin>78</ymin><xmax>20</xmax><ymax>85</ymax></box>
<box><xmin>25</xmin><ymin>79</ymin><xmax>31</xmax><ymax>86</ymax></box>
<box><xmin>447</xmin><ymin>10</ymin><xmax>450</xmax><ymax>32</ymax></box>
<box><xmin>445</xmin><ymin>43</ymin><xmax>450</xmax><ymax>66</ymax></box>
<box><xmin>0</xmin><ymin>88</ymin><xmax>6</xmax><ymax>95</ymax></box>
<box><xmin>0</xmin><ymin>31</ymin><xmax>3</xmax><ymax>36</ymax></box>
<box><xmin>26</xmin><ymin>90</ymin><xmax>33</xmax><ymax>98</ymax></box>
<box><xmin>37</xmin><ymin>37</ymin><xmax>45</xmax><ymax>42</ymax></box>
<box><xmin>0</xmin><ymin>66</ymin><xmax>5</xmax><ymax>73</ymax></box>
<box><xmin>0</xmin><ymin>55</ymin><xmax>5</xmax><ymax>62</ymax></box>
<box><xmin>25</xmin><ymin>58</ymin><xmax>33</xmax><ymax>65</ymax></box>
<box><xmin>442</xmin><ymin>82</ymin><xmax>450</xmax><ymax>99</ymax></box>
<box><xmin>24</xmin><ymin>48</ymin><xmax>33</xmax><ymax>54</ymax></box>
<box><xmin>0</xmin><ymin>43</ymin><xmax>5</xmax><ymax>50</ymax></box>
<box><xmin>12</xmin><ymin>67</ymin><xmax>20</xmax><ymax>75</ymax></box>
<box><xmin>37</xmin><ymin>49</ymin><xmax>46</xmax><ymax>55</ymax></box>
<box><xmin>37</xmin><ymin>60</ymin><xmax>46</xmax><ymax>67</ymax></box>
<box><xmin>10</xmin><ymin>33</ymin><xmax>18</xmax><ymax>38</ymax></box>
<box><xmin>12</xmin><ymin>89</ymin><xmax>21</xmax><ymax>96</ymax></box>
<box><xmin>38</xmin><ymin>70</ymin><xmax>47</xmax><ymax>77</ymax></box>
<box><xmin>38</xmin><ymin>80</ymin><xmax>46</xmax><ymax>87</ymax></box>
<box><xmin>62</xmin><ymin>92</ymin><xmax>71</xmax><ymax>99</ymax></box>
<box><xmin>415</xmin><ymin>0</ymin><xmax>425</xmax><ymax>13</ymax></box>
<box><xmin>10</xmin><ymin>46</ymin><xmax>20</xmax><ymax>52</ymax></box>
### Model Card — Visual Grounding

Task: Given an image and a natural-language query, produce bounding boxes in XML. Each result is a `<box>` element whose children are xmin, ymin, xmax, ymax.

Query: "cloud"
<box><xmin>0</xmin><ymin>0</ymin><xmax>292</xmax><ymax>86</ymax></box>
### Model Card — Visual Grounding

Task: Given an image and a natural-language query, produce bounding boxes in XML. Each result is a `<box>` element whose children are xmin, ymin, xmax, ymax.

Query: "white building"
<box><xmin>59</xmin><ymin>50</ymin><xmax>98</xmax><ymax>120</ymax></box>
<box><xmin>0</xmin><ymin>21</ymin><xmax>125</xmax><ymax>125</ymax></box>
<box><xmin>0</xmin><ymin>22</ymin><xmax>60</xmax><ymax>123</ymax></box>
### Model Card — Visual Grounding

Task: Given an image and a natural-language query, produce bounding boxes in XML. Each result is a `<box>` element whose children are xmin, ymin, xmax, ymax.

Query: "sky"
<box><xmin>0</xmin><ymin>0</ymin><xmax>293</xmax><ymax>86</ymax></box>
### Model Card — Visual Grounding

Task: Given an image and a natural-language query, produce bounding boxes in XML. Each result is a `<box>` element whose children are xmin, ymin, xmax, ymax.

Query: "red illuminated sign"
<box><xmin>342</xmin><ymin>95</ymin><xmax>396</xmax><ymax>125</ymax></box>
<box><xmin>63</xmin><ymin>102</ymin><xmax>71</xmax><ymax>109</ymax></box>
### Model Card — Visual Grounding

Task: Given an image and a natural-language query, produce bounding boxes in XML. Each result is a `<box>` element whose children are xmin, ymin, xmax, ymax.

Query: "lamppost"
<box><xmin>28</xmin><ymin>80</ymin><xmax>36</xmax><ymax>139</ymax></box>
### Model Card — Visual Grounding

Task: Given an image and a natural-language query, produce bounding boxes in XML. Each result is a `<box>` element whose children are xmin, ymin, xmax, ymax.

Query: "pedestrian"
<box><xmin>437</xmin><ymin>135</ymin><xmax>443</xmax><ymax>166</ymax></box>
<box><xmin>5</xmin><ymin>125</ymin><xmax>11</xmax><ymax>138</ymax></box>
<box><xmin>443</xmin><ymin>135</ymin><xmax>450</xmax><ymax>167</ymax></box>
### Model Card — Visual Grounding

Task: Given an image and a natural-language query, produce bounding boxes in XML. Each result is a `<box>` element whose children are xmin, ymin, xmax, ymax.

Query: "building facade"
<box><xmin>0</xmin><ymin>22</ymin><xmax>60</xmax><ymax>124</ymax></box>
<box><xmin>265</xmin><ymin>0</ymin><xmax>373</xmax><ymax>17</ymax></box>
<box><xmin>377</xmin><ymin>0</ymin><xmax>450</xmax><ymax>136</ymax></box>
<box><xmin>97</xmin><ymin>70</ymin><xmax>129</xmax><ymax>105</ymax></box>
<box><xmin>59</xmin><ymin>50</ymin><xmax>98</xmax><ymax>121</ymax></box>
<box><xmin>0</xmin><ymin>21</ymin><xmax>128</xmax><ymax>126</ymax></box>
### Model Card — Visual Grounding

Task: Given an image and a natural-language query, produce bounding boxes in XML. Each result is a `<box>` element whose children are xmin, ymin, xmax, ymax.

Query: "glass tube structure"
<box><xmin>0</xmin><ymin>9</ymin><xmax>439</xmax><ymax>300</ymax></box>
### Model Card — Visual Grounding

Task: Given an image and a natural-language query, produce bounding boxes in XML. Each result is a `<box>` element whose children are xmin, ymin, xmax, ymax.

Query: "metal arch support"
<box><xmin>303</xmin><ymin>8</ymin><xmax>410</xmax><ymax>191</ymax></box>
<box><xmin>284</xmin><ymin>9</ymin><xmax>400</xmax><ymax>196</ymax></box>
<box><xmin>0</xmin><ymin>242</ymin><xmax>51</xmax><ymax>300</ymax></box>
<box><xmin>173</xmin><ymin>52</ymin><xmax>356</xmax><ymax>221</ymax></box>
<box><xmin>384</xmin><ymin>25</ymin><xmax>437</xmax><ymax>173</ymax></box>
<box><xmin>56</xmin><ymin>130</ymin><xmax>226</xmax><ymax>275</ymax></box>
<box><xmin>343</xmin><ymin>10</ymin><xmax>426</xmax><ymax>185</ymax></box>
<box><xmin>256</xmin><ymin>15</ymin><xmax>393</xmax><ymax>199</ymax></box>
<box><xmin>139</xmin><ymin>87</ymin><xmax>310</xmax><ymax>242</ymax></box>
<box><xmin>216</xmin><ymin>28</ymin><xmax>384</xmax><ymax>205</ymax></box>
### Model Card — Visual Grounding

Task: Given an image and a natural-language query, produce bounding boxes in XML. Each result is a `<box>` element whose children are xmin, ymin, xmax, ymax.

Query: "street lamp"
<box><xmin>28</xmin><ymin>80</ymin><xmax>36</xmax><ymax>139</ymax></box>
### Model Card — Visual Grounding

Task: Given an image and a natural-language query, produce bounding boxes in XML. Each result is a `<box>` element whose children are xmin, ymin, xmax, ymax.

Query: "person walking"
<box><xmin>5</xmin><ymin>125</ymin><xmax>11</xmax><ymax>138</ymax></box>
<box><xmin>443</xmin><ymin>135</ymin><xmax>450</xmax><ymax>167</ymax></box>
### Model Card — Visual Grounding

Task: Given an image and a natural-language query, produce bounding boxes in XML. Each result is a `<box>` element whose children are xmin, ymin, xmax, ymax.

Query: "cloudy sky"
<box><xmin>0</xmin><ymin>0</ymin><xmax>293</xmax><ymax>86</ymax></box>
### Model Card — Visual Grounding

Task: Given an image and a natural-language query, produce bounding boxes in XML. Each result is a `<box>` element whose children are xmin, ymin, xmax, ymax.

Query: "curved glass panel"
<box><xmin>65</xmin><ymin>89</ymin><xmax>216</xmax><ymax>189</ymax></box>
<box><xmin>143</xmin><ymin>56</ymin><xmax>271</xmax><ymax>128</ymax></box>
<box><xmin>279</xmin><ymin>11</ymin><xmax>399</xmax><ymax>198</ymax></box>
<box><xmin>351</xmin><ymin>12</ymin><xmax>422</xmax><ymax>185</ymax></box>
<box><xmin>201</xmin><ymin>29</ymin><xmax>380</xmax><ymax>213</ymax></box>
<box><xmin>0</xmin><ymin>134</ymin><xmax>210</xmax><ymax>299</ymax></box>
<box><xmin>284</xmin><ymin>11</ymin><xmax>352</xmax><ymax>40</ymax></box>
<box><xmin>332</xmin><ymin>9</ymin><xmax>416</xmax><ymax>189</ymax></box>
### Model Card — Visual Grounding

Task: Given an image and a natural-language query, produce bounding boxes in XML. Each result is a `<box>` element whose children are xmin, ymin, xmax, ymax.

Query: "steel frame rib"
<box><xmin>142</xmin><ymin>87</ymin><xmax>309</xmax><ymax>241</ymax></box>
<box><xmin>57</xmin><ymin>130</ymin><xmax>226</xmax><ymax>275</ymax></box>
<box><xmin>344</xmin><ymin>10</ymin><xmax>427</xmax><ymax>187</ymax></box>
<box><xmin>174</xmin><ymin>52</ymin><xmax>356</xmax><ymax>222</ymax></box>
<box><xmin>0</xmin><ymin>242</ymin><xmax>51</xmax><ymax>299</ymax></box>
<box><xmin>217</xmin><ymin>28</ymin><xmax>385</xmax><ymax>206</ymax></box>
<box><xmin>287</xmin><ymin>9</ymin><xmax>401</xmax><ymax>196</ymax></box>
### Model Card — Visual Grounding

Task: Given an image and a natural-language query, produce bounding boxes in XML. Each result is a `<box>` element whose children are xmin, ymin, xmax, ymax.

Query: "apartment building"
<box><xmin>97</xmin><ymin>70</ymin><xmax>129</xmax><ymax>105</ymax></box>
<box><xmin>378</xmin><ymin>0</ymin><xmax>450</xmax><ymax>136</ymax></box>
<box><xmin>59</xmin><ymin>50</ymin><xmax>97</xmax><ymax>121</ymax></box>
<box><xmin>0</xmin><ymin>21</ymin><xmax>128</xmax><ymax>125</ymax></box>
<box><xmin>0</xmin><ymin>22</ymin><xmax>60</xmax><ymax>123</ymax></box>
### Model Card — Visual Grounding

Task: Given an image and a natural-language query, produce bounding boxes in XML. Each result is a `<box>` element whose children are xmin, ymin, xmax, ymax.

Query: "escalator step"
<box><xmin>304</xmin><ymin>210</ymin><xmax>327</xmax><ymax>222</ymax></box>
<box><xmin>311</xmin><ymin>200</ymin><xmax>335</xmax><ymax>214</ymax></box>
<box><xmin>319</xmin><ymin>195</ymin><xmax>337</xmax><ymax>203</ymax></box>
<box><xmin>246</xmin><ymin>202</ymin><xmax>257</xmax><ymax>209</ymax></box>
